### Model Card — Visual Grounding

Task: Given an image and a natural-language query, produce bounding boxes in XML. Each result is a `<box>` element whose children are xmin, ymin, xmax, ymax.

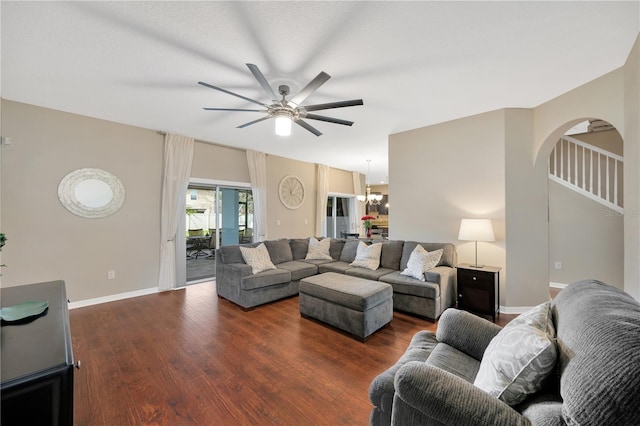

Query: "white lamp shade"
<box><xmin>458</xmin><ymin>219</ymin><xmax>495</xmax><ymax>242</ymax></box>
<box><xmin>275</xmin><ymin>115</ymin><xmax>292</xmax><ymax>136</ymax></box>
<box><xmin>356</xmin><ymin>195</ymin><xmax>366</xmax><ymax>202</ymax></box>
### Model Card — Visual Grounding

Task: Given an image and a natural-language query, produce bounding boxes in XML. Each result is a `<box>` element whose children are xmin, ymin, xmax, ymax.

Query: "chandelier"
<box><xmin>357</xmin><ymin>160</ymin><xmax>383</xmax><ymax>206</ymax></box>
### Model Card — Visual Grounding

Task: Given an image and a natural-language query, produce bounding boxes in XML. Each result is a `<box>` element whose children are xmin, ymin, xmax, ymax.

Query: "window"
<box><xmin>326</xmin><ymin>196</ymin><xmax>354</xmax><ymax>238</ymax></box>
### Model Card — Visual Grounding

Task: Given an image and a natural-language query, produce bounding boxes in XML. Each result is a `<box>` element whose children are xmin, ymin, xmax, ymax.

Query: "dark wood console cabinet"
<box><xmin>457</xmin><ymin>264</ymin><xmax>501</xmax><ymax>321</ymax></box>
<box><xmin>1</xmin><ymin>280</ymin><xmax>75</xmax><ymax>426</ymax></box>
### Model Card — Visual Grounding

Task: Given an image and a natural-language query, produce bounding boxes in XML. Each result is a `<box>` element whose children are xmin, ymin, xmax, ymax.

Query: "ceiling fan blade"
<box><xmin>246</xmin><ymin>63</ymin><xmax>279</xmax><ymax>103</ymax></box>
<box><xmin>294</xmin><ymin>119</ymin><xmax>322</xmax><ymax>137</ymax></box>
<box><xmin>198</xmin><ymin>81</ymin><xmax>269</xmax><ymax>107</ymax></box>
<box><xmin>237</xmin><ymin>116</ymin><xmax>272</xmax><ymax>129</ymax></box>
<box><xmin>288</xmin><ymin>71</ymin><xmax>331</xmax><ymax>107</ymax></box>
<box><xmin>303</xmin><ymin>99</ymin><xmax>364</xmax><ymax>112</ymax></box>
<box><xmin>203</xmin><ymin>107</ymin><xmax>265</xmax><ymax>112</ymax></box>
<box><xmin>304</xmin><ymin>113</ymin><xmax>354</xmax><ymax>126</ymax></box>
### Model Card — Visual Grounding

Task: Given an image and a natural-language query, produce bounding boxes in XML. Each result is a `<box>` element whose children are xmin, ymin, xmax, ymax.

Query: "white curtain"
<box><xmin>315</xmin><ymin>164</ymin><xmax>329</xmax><ymax>236</ymax></box>
<box><xmin>352</xmin><ymin>171</ymin><xmax>365</xmax><ymax>235</ymax></box>
<box><xmin>247</xmin><ymin>150</ymin><xmax>268</xmax><ymax>241</ymax></box>
<box><xmin>158</xmin><ymin>133</ymin><xmax>194</xmax><ymax>291</ymax></box>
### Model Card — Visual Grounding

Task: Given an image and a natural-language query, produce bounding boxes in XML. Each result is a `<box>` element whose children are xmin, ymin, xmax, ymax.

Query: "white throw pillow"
<box><xmin>473</xmin><ymin>302</ymin><xmax>557</xmax><ymax>406</ymax></box>
<box><xmin>349</xmin><ymin>242</ymin><xmax>382</xmax><ymax>270</ymax></box>
<box><xmin>305</xmin><ymin>237</ymin><xmax>333</xmax><ymax>260</ymax></box>
<box><xmin>400</xmin><ymin>245</ymin><xmax>443</xmax><ymax>281</ymax></box>
<box><xmin>239</xmin><ymin>243</ymin><xmax>277</xmax><ymax>274</ymax></box>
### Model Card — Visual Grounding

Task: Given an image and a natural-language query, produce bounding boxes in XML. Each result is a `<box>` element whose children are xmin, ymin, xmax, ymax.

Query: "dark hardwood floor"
<box><xmin>70</xmin><ymin>281</ymin><xmax>517</xmax><ymax>425</ymax></box>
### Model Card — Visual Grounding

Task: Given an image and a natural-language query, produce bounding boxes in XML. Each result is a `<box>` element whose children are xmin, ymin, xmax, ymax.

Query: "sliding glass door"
<box><xmin>326</xmin><ymin>195</ymin><xmax>355</xmax><ymax>238</ymax></box>
<box><xmin>182</xmin><ymin>183</ymin><xmax>253</xmax><ymax>284</ymax></box>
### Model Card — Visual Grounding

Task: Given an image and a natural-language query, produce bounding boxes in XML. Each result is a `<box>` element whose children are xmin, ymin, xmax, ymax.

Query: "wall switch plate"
<box><xmin>554</xmin><ymin>262</ymin><xmax>562</xmax><ymax>270</ymax></box>
<box><xmin>108</xmin><ymin>270</ymin><xmax>116</xmax><ymax>279</ymax></box>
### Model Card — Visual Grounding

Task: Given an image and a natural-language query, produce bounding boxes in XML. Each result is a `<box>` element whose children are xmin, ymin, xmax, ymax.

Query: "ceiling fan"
<box><xmin>198</xmin><ymin>63</ymin><xmax>363</xmax><ymax>137</ymax></box>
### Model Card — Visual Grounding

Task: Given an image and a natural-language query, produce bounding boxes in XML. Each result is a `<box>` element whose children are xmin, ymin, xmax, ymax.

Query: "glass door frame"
<box><xmin>325</xmin><ymin>192</ymin><xmax>358</xmax><ymax>238</ymax></box>
<box><xmin>177</xmin><ymin>177</ymin><xmax>252</xmax><ymax>287</ymax></box>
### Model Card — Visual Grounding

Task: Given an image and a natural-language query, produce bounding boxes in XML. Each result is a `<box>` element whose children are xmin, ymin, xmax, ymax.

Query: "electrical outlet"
<box><xmin>108</xmin><ymin>270</ymin><xmax>116</xmax><ymax>279</ymax></box>
<box><xmin>554</xmin><ymin>262</ymin><xmax>562</xmax><ymax>270</ymax></box>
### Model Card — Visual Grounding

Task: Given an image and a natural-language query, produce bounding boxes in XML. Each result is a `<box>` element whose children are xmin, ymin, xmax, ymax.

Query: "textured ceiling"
<box><xmin>2</xmin><ymin>1</ymin><xmax>639</xmax><ymax>184</ymax></box>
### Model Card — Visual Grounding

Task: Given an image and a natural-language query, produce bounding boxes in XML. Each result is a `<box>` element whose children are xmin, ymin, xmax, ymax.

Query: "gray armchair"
<box><xmin>370</xmin><ymin>280</ymin><xmax>640</xmax><ymax>426</ymax></box>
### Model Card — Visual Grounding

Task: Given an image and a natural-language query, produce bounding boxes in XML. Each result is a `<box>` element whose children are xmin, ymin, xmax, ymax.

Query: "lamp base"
<box><xmin>468</xmin><ymin>264</ymin><xmax>485</xmax><ymax>269</ymax></box>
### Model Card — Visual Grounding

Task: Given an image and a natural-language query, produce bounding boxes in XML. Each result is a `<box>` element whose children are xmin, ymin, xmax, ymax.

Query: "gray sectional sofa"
<box><xmin>369</xmin><ymin>279</ymin><xmax>640</xmax><ymax>426</ymax></box>
<box><xmin>215</xmin><ymin>238</ymin><xmax>457</xmax><ymax>320</ymax></box>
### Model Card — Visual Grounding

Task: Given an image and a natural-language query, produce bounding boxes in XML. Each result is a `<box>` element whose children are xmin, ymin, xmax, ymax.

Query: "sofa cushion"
<box><xmin>240</xmin><ymin>268</ymin><xmax>291</xmax><ymax>290</ymax></box>
<box><xmin>401</xmin><ymin>245</ymin><xmax>443</xmax><ymax>281</ymax></box>
<box><xmin>473</xmin><ymin>302</ymin><xmax>557</xmax><ymax>406</ymax></box>
<box><xmin>400</xmin><ymin>242</ymin><xmax>456</xmax><ymax>269</ymax></box>
<box><xmin>239</xmin><ymin>243</ymin><xmax>277</xmax><ymax>274</ymax></box>
<box><xmin>329</xmin><ymin>238</ymin><xmax>345</xmax><ymax>260</ymax></box>
<box><xmin>318</xmin><ymin>261</ymin><xmax>352</xmax><ymax>274</ymax></box>
<box><xmin>551</xmin><ymin>280</ymin><xmax>640</xmax><ymax>426</ymax></box>
<box><xmin>219</xmin><ymin>243</ymin><xmax>258</xmax><ymax>264</ymax></box>
<box><xmin>264</xmin><ymin>239</ymin><xmax>293</xmax><ymax>265</ymax></box>
<box><xmin>350</xmin><ymin>241</ymin><xmax>382</xmax><ymax>270</ymax></box>
<box><xmin>345</xmin><ymin>267</ymin><xmax>395</xmax><ymax>281</ymax></box>
<box><xmin>275</xmin><ymin>260</ymin><xmax>318</xmax><ymax>281</ymax></box>
<box><xmin>426</xmin><ymin>343</ymin><xmax>481</xmax><ymax>383</ymax></box>
<box><xmin>379</xmin><ymin>272</ymin><xmax>440</xmax><ymax>299</ymax></box>
<box><xmin>339</xmin><ymin>239</ymin><xmax>360</xmax><ymax>263</ymax></box>
<box><xmin>305</xmin><ymin>237</ymin><xmax>332</xmax><ymax>260</ymax></box>
<box><xmin>289</xmin><ymin>238</ymin><xmax>309</xmax><ymax>260</ymax></box>
<box><xmin>379</xmin><ymin>240</ymin><xmax>404</xmax><ymax>270</ymax></box>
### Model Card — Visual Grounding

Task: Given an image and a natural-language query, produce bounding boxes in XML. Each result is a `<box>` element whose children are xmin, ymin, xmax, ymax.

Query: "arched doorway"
<box><xmin>543</xmin><ymin>118</ymin><xmax>624</xmax><ymax>290</ymax></box>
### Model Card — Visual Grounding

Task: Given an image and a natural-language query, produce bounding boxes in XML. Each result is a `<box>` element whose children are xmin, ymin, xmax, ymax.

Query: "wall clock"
<box><xmin>278</xmin><ymin>175</ymin><xmax>305</xmax><ymax>209</ymax></box>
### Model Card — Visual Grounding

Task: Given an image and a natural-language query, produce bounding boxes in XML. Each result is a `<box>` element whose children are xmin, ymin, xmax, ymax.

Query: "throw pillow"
<box><xmin>349</xmin><ymin>242</ymin><xmax>382</xmax><ymax>270</ymax></box>
<box><xmin>400</xmin><ymin>246</ymin><xmax>443</xmax><ymax>281</ymax></box>
<box><xmin>305</xmin><ymin>237</ymin><xmax>333</xmax><ymax>260</ymax></box>
<box><xmin>473</xmin><ymin>302</ymin><xmax>557</xmax><ymax>406</ymax></box>
<box><xmin>239</xmin><ymin>243</ymin><xmax>277</xmax><ymax>274</ymax></box>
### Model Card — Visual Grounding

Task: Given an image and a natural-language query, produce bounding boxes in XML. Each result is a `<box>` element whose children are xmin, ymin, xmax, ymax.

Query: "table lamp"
<box><xmin>458</xmin><ymin>219</ymin><xmax>495</xmax><ymax>268</ymax></box>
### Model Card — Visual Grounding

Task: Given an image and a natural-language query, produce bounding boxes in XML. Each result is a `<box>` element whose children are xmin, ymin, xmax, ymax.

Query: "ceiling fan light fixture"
<box><xmin>275</xmin><ymin>114</ymin><xmax>292</xmax><ymax>136</ymax></box>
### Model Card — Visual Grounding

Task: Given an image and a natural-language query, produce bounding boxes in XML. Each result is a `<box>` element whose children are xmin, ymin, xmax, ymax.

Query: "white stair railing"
<box><xmin>548</xmin><ymin>135</ymin><xmax>624</xmax><ymax>214</ymax></box>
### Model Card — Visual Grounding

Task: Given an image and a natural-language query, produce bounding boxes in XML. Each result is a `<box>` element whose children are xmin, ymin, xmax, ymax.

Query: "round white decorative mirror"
<box><xmin>58</xmin><ymin>168</ymin><xmax>125</xmax><ymax>218</ymax></box>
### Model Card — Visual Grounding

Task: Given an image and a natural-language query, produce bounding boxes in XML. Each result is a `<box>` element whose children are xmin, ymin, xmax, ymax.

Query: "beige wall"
<box><xmin>624</xmin><ymin>34</ymin><xmax>640</xmax><ymax>300</ymax></box>
<box><xmin>504</xmin><ymin>108</ymin><xmax>549</xmax><ymax>308</ymax></box>
<box><xmin>571</xmin><ymin>129</ymin><xmax>624</xmax><ymax>156</ymax></box>
<box><xmin>549</xmin><ymin>180</ymin><xmax>624</xmax><ymax>287</ymax></box>
<box><xmin>0</xmin><ymin>100</ymin><xmax>357</xmax><ymax>303</ymax></box>
<box><xmin>533</xmin><ymin>37</ymin><xmax>639</xmax><ymax>300</ymax></box>
<box><xmin>191</xmin><ymin>141</ymin><xmax>250</xmax><ymax>183</ymax></box>
<box><xmin>389</xmin><ymin>34</ymin><xmax>640</xmax><ymax>308</ymax></box>
<box><xmin>0</xmin><ymin>100</ymin><xmax>163</xmax><ymax>302</ymax></box>
<box><xmin>389</xmin><ymin>109</ymin><xmax>508</xmax><ymax>304</ymax></box>
<box><xmin>266</xmin><ymin>154</ymin><xmax>317</xmax><ymax>239</ymax></box>
<box><xmin>329</xmin><ymin>168</ymin><xmax>356</xmax><ymax>195</ymax></box>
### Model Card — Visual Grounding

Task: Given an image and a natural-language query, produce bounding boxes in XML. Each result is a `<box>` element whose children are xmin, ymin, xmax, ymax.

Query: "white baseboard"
<box><xmin>499</xmin><ymin>305</ymin><xmax>534</xmax><ymax>315</ymax></box>
<box><xmin>550</xmin><ymin>281</ymin><xmax>569</xmax><ymax>289</ymax></box>
<box><xmin>69</xmin><ymin>287</ymin><xmax>161</xmax><ymax>309</ymax></box>
<box><xmin>499</xmin><ymin>283</ymin><xmax>568</xmax><ymax>314</ymax></box>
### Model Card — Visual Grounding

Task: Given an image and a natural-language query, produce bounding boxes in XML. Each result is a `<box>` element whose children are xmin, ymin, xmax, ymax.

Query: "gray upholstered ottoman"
<box><xmin>299</xmin><ymin>272</ymin><xmax>393</xmax><ymax>341</ymax></box>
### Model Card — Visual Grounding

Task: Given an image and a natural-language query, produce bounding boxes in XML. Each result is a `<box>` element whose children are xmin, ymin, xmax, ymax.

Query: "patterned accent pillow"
<box><xmin>349</xmin><ymin>242</ymin><xmax>382</xmax><ymax>270</ymax></box>
<box><xmin>473</xmin><ymin>302</ymin><xmax>557</xmax><ymax>405</ymax></box>
<box><xmin>305</xmin><ymin>237</ymin><xmax>333</xmax><ymax>260</ymax></box>
<box><xmin>400</xmin><ymin>246</ymin><xmax>443</xmax><ymax>281</ymax></box>
<box><xmin>239</xmin><ymin>243</ymin><xmax>277</xmax><ymax>274</ymax></box>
